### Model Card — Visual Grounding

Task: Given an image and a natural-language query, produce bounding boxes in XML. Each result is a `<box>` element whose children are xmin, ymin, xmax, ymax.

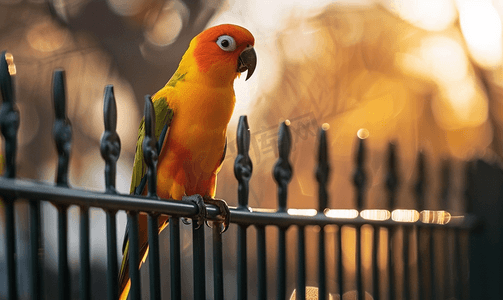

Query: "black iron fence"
<box><xmin>0</xmin><ymin>50</ymin><xmax>502</xmax><ymax>300</ymax></box>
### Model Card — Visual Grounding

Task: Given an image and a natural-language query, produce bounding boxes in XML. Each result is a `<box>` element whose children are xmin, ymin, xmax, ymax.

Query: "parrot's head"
<box><xmin>188</xmin><ymin>24</ymin><xmax>257</xmax><ymax>85</ymax></box>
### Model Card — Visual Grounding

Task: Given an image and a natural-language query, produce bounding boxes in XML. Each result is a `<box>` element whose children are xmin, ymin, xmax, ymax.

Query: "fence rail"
<box><xmin>0</xmin><ymin>50</ymin><xmax>500</xmax><ymax>300</ymax></box>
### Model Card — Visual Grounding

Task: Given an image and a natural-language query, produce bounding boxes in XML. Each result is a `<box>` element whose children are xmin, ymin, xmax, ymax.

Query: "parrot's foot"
<box><xmin>182</xmin><ymin>195</ymin><xmax>206</xmax><ymax>229</ymax></box>
<box><xmin>203</xmin><ymin>197</ymin><xmax>230</xmax><ymax>234</ymax></box>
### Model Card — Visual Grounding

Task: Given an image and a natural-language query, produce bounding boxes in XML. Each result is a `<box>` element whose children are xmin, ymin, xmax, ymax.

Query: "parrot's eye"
<box><xmin>216</xmin><ymin>35</ymin><xmax>236</xmax><ymax>52</ymax></box>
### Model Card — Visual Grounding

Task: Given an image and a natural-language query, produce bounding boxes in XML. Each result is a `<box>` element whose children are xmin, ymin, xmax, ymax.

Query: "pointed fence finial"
<box><xmin>440</xmin><ymin>159</ymin><xmax>451</xmax><ymax>210</ymax></box>
<box><xmin>100</xmin><ymin>85</ymin><xmax>121</xmax><ymax>193</ymax></box>
<box><xmin>386</xmin><ymin>142</ymin><xmax>399</xmax><ymax>210</ymax></box>
<box><xmin>353</xmin><ymin>135</ymin><xmax>367</xmax><ymax>211</ymax></box>
<box><xmin>0</xmin><ymin>51</ymin><xmax>19</xmax><ymax>178</ymax></box>
<box><xmin>464</xmin><ymin>160</ymin><xmax>476</xmax><ymax>214</ymax></box>
<box><xmin>52</xmin><ymin>69</ymin><xmax>72</xmax><ymax>187</ymax></box>
<box><xmin>143</xmin><ymin>95</ymin><xmax>158</xmax><ymax>198</ymax></box>
<box><xmin>234</xmin><ymin>115</ymin><xmax>252</xmax><ymax>208</ymax></box>
<box><xmin>414</xmin><ymin>151</ymin><xmax>426</xmax><ymax>211</ymax></box>
<box><xmin>316</xmin><ymin>125</ymin><xmax>330</xmax><ymax>212</ymax></box>
<box><xmin>273</xmin><ymin>121</ymin><xmax>292</xmax><ymax>212</ymax></box>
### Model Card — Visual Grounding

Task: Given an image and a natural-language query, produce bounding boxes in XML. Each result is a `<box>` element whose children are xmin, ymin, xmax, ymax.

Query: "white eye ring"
<box><xmin>216</xmin><ymin>35</ymin><xmax>237</xmax><ymax>52</ymax></box>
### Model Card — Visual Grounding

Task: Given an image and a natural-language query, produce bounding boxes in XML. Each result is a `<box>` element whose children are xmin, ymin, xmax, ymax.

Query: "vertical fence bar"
<box><xmin>316</xmin><ymin>126</ymin><xmax>330</xmax><ymax>300</ymax></box>
<box><xmin>106</xmin><ymin>211</ymin><xmax>118</xmax><ymax>300</ymax></box>
<box><xmin>463</xmin><ymin>160</ymin><xmax>476</xmax><ymax>300</ymax></box>
<box><xmin>414</xmin><ymin>152</ymin><xmax>425</xmax><ymax>300</ymax></box>
<box><xmin>143</xmin><ymin>95</ymin><xmax>161</xmax><ymax>300</ymax></box>
<box><xmin>29</xmin><ymin>200</ymin><xmax>43</xmax><ymax>300</ymax></box>
<box><xmin>372</xmin><ymin>225</ymin><xmax>379</xmax><ymax>300</ymax></box>
<box><xmin>57</xmin><ymin>206</ymin><xmax>70</xmax><ymax>300</ymax></box>
<box><xmin>256</xmin><ymin>225</ymin><xmax>267</xmax><ymax>300</ymax></box>
<box><xmin>297</xmin><ymin>226</ymin><xmax>306</xmax><ymax>300</ymax></box>
<box><xmin>428</xmin><ymin>228</ymin><xmax>436</xmax><ymax>300</ymax></box>
<box><xmin>440</xmin><ymin>160</ymin><xmax>450</xmax><ymax>300</ymax></box>
<box><xmin>353</xmin><ymin>136</ymin><xmax>367</xmax><ymax>300</ymax></box>
<box><xmin>386</xmin><ymin>143</ymin><xmax>398</xmax><ymax>300</ymax></box>
<box><xmin>235</xmin><ymin>115</ymin><xmax>253</xmax><ymax>300</ymax></box>
<box><xmin>402</xmin><ymin>158</ymin><xmax>412</xmax><ymax>300</ymax></box>
<box><xmin>148</xmin><ymin>213</ymin><xmax>161</xmax><ymax>300</ymax></box>
<box><xmin>237</xmin><ymin>224</ymin><xmax>248</xmax><ymax>299</ymax></box>
<box><xmin>213</xmin><ymin>224</ymin><xmax>224</xmax><ymax>300</ymax></box>
<box><xmin>128</xmin><ymin>211</ymin><xmax>141</xmax><ymax>300</ymax></box>
<box><xmin>100</xmin><ymin>85</ymin><xmax>121</xmax><ymax>300</ymax></box>
<box><xmin>52</xmin><ymin>70</ymin><xmax>72</xmax><ymax>300</ymax></box>
<box><xmin>453</xmin><ymin>229</ymin><xmax>461</xmax><ymax>300</ymax></box>
<box><xmin>193</xmin><ymin>213</ymin><xmax>206</xmax><ymax>300</ymax></box>
<box><xmin>277</xmin><ymin>228</ymin><xmax>287</xmax><ymax>300</ymax></box>
<box><xmin>273</xmin><ymin>122</ymin><xmax>292</xmax><ymax>300</ymax></box>
<box><xmin>371</xmin><ymin>139</ymin><xmax>380</xmax><ymax>300</ymax></box>
<box><xmin>337</xmin><ymin>226</ymin><xmax>344</xmax><ymax>300</ymax></box>
<box><xmin>170</xmin><ymin>217</ymin><xmax>181</xmax><ymax>300</ymax></box>
<box><xmin>1</xmin><ymin>51</ymin><xmax>20</xmax><ymax>300</ymax></box>
<box><xmin>402</xmin><ymin>226</ymin><xmax>410</xmax><ymax>300</ymax></box>
<box><xmin>80</xmin><ymin>206</ymin><xmax>90</xmax><ymax>300</ymax></box>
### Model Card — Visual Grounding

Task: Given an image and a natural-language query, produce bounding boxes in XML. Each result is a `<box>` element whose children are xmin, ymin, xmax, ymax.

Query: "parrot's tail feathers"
<box><xmin>119</xmin><ymin>280</ymin><xmax>130</xmax><ymax>300</ymax></box>
<box><xmin>118</xmin><ymin>242</ymin><xmax>151</xmax><ymax>299</ymax></box>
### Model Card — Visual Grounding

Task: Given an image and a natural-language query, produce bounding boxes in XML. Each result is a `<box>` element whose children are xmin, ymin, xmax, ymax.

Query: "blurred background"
<box><xmin>1</xmin><ymin>0</ymin><xmax>503</xmax><ymax>299</ymax></box>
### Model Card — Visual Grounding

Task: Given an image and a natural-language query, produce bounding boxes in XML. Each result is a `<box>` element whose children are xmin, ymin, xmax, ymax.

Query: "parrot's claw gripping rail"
<box><xmin>203</xmin><ymin>197</ymin><xmax>230</xmax><ymax>234</ymax></box>
<box><xmin>181</xmin><ymin>194</ymin><xmax>207</xmax><ymax>229</ymax></box>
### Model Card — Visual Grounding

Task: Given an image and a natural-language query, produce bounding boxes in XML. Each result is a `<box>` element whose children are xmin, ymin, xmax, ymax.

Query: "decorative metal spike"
<box><xmin>0</xmin><ymin>50</ymin><xmax>19</xmax><ymax>300</ymax></box>
<box><xmin>464</xmin><ymin>160</ymin><xmax>476</xmax><ymax>214</ymax></box>
<box><xmin>142</xmin><ymin>95</ymin><xmax>158</xmax><ymax>198</ymax></box>
<box><xmin>414</xmin><ymin>151</ymin><xmax>426</xmax><ymax>211</ymax></box>
<box><xmin>316</xmin><ymin>127</ymin><xmax>330</xmax><ymax>211</ymax></box>
<box><xmin>353</xmin><ymin>137</ymin><xmax>367</xmax><ymax>211</ymax></box>
<box><xmin>234</xmin><ymin>115</ymin><xmax>252</xmax><ymax>208</ymax></box>
<box><xmin>273</xmin><ymin>122</ymin><xmax>292</xmax><ymax>212</ymax></box>
<box><xmin>440</xmin><ymin>159</ymin><xmax>451</xmax><ymax>210</ymax></box>
<box><xmin>386</xmin><ymin>142</ymin><xmax>399</xmax><ymax>209</ymax></box>
<box><xmin>52</xmin><ymin>70</ymin><xmax>72</xmax><ymax>187</ymax></box>
<box><xmin>100</xmin><ymin>85</ymin><xmax>121</xmax><ymax>193</ymax></box>
<box><xmin>0</xmin><ymin>51</ymin><xmax>20</xmax><ymax>178</ymax></box>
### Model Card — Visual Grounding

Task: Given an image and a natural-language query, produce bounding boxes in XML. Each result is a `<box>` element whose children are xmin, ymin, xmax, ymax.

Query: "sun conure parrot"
<box><xmin>118</xmin><ymin>24</ymin><xmax>256</xmax><ymax>299</ymax></box>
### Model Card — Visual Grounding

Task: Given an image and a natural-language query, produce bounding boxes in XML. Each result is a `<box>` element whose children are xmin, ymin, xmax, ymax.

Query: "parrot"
<box><xmin>118</xmin><ymin>24</ymin><xmax>256</xmax><ymax>299</ymax></box>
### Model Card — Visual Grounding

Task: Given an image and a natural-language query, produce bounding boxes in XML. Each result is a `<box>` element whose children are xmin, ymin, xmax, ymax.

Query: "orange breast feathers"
<box><xmin>152</xmin><ymin>79</ymin><xmax>236</xmax><ymax>200</ymax></box>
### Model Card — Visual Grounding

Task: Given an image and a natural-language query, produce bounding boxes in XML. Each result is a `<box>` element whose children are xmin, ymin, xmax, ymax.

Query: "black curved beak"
<box><xmin>237</xmin><ymin>46</ymin><xmax>257</xmax><ymax>81</ymax></box>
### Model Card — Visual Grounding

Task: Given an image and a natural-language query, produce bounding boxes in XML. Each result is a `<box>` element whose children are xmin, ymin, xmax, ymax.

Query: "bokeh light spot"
<box><xmin>357</xmin><ymin>128</ymin><xmax>369</xmax><ymax>139</ymax></box>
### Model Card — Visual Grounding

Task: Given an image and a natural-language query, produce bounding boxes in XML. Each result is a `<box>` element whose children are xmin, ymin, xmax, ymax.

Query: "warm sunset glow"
<box><xmin>422</xmin><ymin>36</ymin><xmax>468</xmax><ymax>83</ymax></box>
<box><xmin>26</xmin><ymin>19</ymin><xmax>68</xmax><ymax>53</ymax></box>
<box><xmin>287</xmin><ymin>208</ymin><xmax>318</xmax><ymax>216</ymax></box>
<box><xmin>360</xmin><ymin>209</ymin><xmax>390</xmax><ymax>221</ymax></box>
<box><xmin>391</xmin><ymin>209</ymin><xmax>420</xmax><ymax>222</ymax></box>
<box><xmin>382</xmin><ymin>0</ymin><xmax>457</xmax><ymax>31</ymax></box>
<box><xmin>325</xmin><ymin>209</ymin><xmax>359</xmax><ymax>219</ymax></box>
<box><xmin>458</xmin><ymin>0</ymin><xmax>503</xmax><ymax>68</ymax></box>
<box><xmin>420</xmin><ymin>210</ymin><xmax>451</xmax><ymax>224</ymax></box>
<box><xmin>433</xmin><ymin>79</ymin><xmax>488</xmax><ymax>130</ymax></box>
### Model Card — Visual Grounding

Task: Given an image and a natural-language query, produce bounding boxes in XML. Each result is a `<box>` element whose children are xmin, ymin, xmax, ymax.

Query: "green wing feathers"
<box><xmin>129</xmin><ymin>97</ymin><xmax>174</xmax><ymax>195</ymax></box>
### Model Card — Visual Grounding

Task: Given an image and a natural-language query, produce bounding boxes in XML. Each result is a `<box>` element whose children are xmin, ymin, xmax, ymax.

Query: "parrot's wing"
<box><xmin>123</xmin><ymin>96</ymin><xmax>173</xmax><ymax>251</ymax></box>
<box><xmin>118</xmin><ymin>97</ymin><xmax>173</xmax><ymax>292</ymax></box>
<box><xmin>129</xmin><ymin>96</ymin><xmax>174</xmax><ymax>195</ymax></box>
